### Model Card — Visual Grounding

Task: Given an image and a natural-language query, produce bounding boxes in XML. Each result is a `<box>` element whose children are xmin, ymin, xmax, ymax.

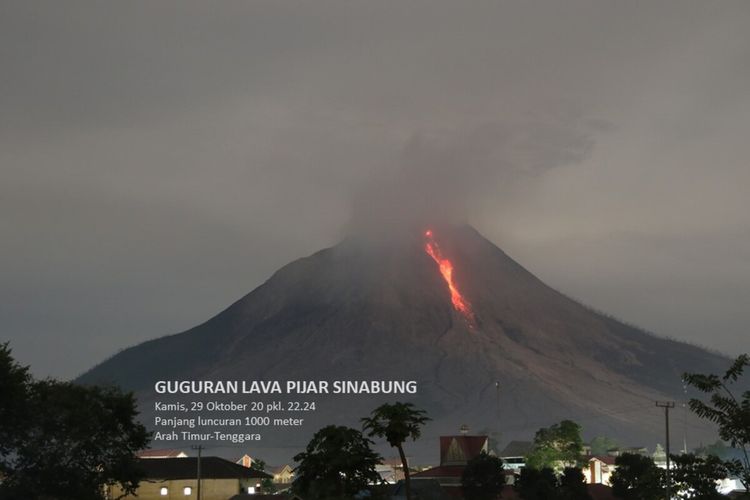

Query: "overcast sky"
<box><xmin>2</xmin><ymin>1</ymin><xmax>749</xmax><ymax>379</ymax></box>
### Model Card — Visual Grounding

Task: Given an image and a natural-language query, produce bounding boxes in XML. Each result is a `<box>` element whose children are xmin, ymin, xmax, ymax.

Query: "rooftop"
<box><xmin>137</xmin><ymin>457</ymin><xmax>272</xmax><ymax>480</ymax></box>
<box><xmin>498</xmin><ymin>440</ymin><xmax>533</xmax><ymax>458</ymax></box>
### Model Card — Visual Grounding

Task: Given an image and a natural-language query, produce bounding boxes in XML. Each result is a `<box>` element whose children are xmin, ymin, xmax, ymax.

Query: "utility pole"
<box><xmin>192</xmin><ymin>445</ymin><xmax>203</xmax><ymax>500</ymax></box>
<box><xmin>495</xmin><ymin>380</ymin><xmax>501</xmax><ymax>428</ymax></box>
<box><xmin>656</xmin><ymin>401</ymin><xmax>675</xmax><ymax>500</ymax></box>
<box><xmin>682</xmin><ymin>382</ymin><xmax>688</xmax><ymax>454</ymax></box>
<box><xmin>495</xmin><ymin>380</ymin><xmax>501</xmax><ymax>452</ymax></box>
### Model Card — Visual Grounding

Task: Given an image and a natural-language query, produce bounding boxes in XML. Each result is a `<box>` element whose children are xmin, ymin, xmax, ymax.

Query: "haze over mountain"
<box><xmin>79</xmin><ymin>224</ymin><xmax>728</xmax><ymax>463</ymax></box>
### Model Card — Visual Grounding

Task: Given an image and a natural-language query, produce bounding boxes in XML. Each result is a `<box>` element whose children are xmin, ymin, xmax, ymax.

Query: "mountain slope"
<box><xmin>79</xmin><ymin>225</ymin><xmax>728</xmax><ymax>462</ymax></box>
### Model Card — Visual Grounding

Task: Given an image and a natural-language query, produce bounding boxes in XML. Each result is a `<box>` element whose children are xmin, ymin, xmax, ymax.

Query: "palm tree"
<box><xmin>362</xmin><ymin>402</ymin><xmax>430</xmax><ymax>500</ymax></box>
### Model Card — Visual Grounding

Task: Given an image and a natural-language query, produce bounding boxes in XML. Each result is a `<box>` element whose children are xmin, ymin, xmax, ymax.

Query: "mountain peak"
<box><xmin>79</xmin><ymin>225</ymin><xmax>728</xmax><ymax>463</ymax></box>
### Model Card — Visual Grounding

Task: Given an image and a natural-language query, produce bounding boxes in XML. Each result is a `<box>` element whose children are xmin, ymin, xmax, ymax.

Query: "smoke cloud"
<box><xmin>351</xmin><ymin>116</ymin><xmax>597</xmax><ymax>234</ymax></box>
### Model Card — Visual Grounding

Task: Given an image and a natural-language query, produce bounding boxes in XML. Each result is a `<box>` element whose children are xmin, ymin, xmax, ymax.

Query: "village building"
<box><xmin>235</xmin><ymin>454</ymin><xmax>254</xmax><ymax>469</ymax></box>
<box><xmin>498</xmin><ymin>441</ymin><xmax>533</xmax><ymax>473</ymax></box>
<box><xmin>404</xmin><ymin>433</ymin><xmax>617</xmax><ymax>499</ymax></box>
<box><xmin>717</xmin><ymin>477</ymin><xmax>748</xmax><ymax>497</ymax></box>
<box><xmin>269</xmin><ymin>464</ymin><xmax>295</xmax><ymax>485</ymax></box>
<box><xmin>582</xmin><ymin>455</ymin><xmax>617</xmax><ymax>485</ymax></box>
<box><xmin>108</xmin><ymin>457</ymin><xmax>272</xmax><ymax>500</ymax></box>
<box><xmin>605</xmin><ymin>446</ymin><xmax>648</xmax><ymax>457</ymax></box>
<box><xmin>372</xmin><ymin>458</ymin><xmax>406</xmax><ymax>485</ymax></box>
<box><xmin>410</xmin><ymin>434</ymin><xmax>493</xmax><ymax>496</ymax></box>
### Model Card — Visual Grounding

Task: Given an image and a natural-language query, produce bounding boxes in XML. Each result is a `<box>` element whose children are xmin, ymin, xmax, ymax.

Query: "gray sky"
<box><xmin>1</xmin><ymin>1</ymin><xmax>749</xmax><ymax>379</ymax></box>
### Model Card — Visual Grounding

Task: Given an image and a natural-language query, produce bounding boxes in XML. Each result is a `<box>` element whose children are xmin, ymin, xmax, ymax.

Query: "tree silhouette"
<box><xmin>362</xmin><ymin>402</ymin><xmax>430</xmax><ymax>500</ymax></box>
<box><xmin>558</xmin><ymin>467</ymin><xmax>592</xmax><ymax>500</ymax></box>
<box><xmin>610</xmin><ymin>453</ymin><xmax>665</xmax><ymax>500</ymax></box>
<box><xmin>515</xmin><ymin>466</ymin><xmax>558</xmax><ymax>499</ymax></box>
<box><xmin>461</xmin><ymin>452</ymin><xmax>506</xmax><ymax>500</ymax></box>
<box><xmin>670</xmin><ymin>453</ymin><xmax>728</xmax><ymax>499</ymax></box>
<box><xmin>0</xmin><ymin>342</ymin><xmax>31</xmax><ymax>467</ymax></box>
<box><xmin>293</xmin><ymin>425</ymin><xmax>382</xmax><ymax>500</ymax></box>
<box><xmin>249</xmin><ymin>458</ymin><xmax>275</xmax><ymax>494</ymax></box>
<box><xmin>683</xmin><ymin>353</ymin><xmax>750</xmax><ymax>490</ymax></box>
<box><xmin>0</xmin><ymin>343</ymin><xmax>150</xmax><ymax>499</ymax></box>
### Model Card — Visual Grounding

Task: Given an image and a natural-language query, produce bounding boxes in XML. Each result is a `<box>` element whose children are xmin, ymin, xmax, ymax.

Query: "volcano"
<box><xmin>79</xmin><ymin>225</ymin><xmax>727</xmax><ymax>463</ymax></box>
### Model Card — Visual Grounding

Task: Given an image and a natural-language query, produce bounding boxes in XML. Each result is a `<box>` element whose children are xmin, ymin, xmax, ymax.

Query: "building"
<box><xmin>582</xmin><ymin>456</ymin><xmax>617</xmax><ymax>485</ymax></box>
<box><xmin>269</xmin><ymin>464</ymin><xmax>295</xmax><ymax>485</ymax></box>
<box><xmin>109</xmin><ymin>457</ymin><xmax>272</xmax><ymax>500</ymax></box>
<box><xmin>410</xmin><ymin>434</ymin><xmax>492</xmax><ymax>496</ymax></box>
<box><xmin>606</xmin><ymin>446</ymin><xmax>648</xmax><ymax>457</ymax></box>
<box><xmin>373</xmin><ymin>458</ymin><xmax>406</xmax><ymax>485</ymax></box>
<box><xmin>719</xmin><ymin>477</ymin><xmax>748</xmax><ymax>497</ymax></box>
<box><xmin>498</xmin><ymin>441</ymin><xmax>533</xmax><ymax>473</ymax></box>
<box><xmin>235</xmin><ymin>454</ymin><xmax>255</xmax><ymax>469</ymax></box>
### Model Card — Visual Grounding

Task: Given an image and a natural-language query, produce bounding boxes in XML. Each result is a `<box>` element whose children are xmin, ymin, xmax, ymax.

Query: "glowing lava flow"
<box><xmin>424</xmin><ymin>229</ymin><xmax>475</xmax><ymax>327</ymax></box>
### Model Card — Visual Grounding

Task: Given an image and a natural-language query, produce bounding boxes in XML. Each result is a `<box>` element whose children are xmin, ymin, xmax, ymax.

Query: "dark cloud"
<box><xmin>1</xmin><ymin>0</ymin><xmax>749</xmax><ymax>377</ymax></box>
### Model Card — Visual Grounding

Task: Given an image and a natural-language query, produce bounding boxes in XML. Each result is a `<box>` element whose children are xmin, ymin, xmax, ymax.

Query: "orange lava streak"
<box><xmin>424</xmin><ymin>230</ymin><xmax>475</xmax><ymax>326</ymax></box>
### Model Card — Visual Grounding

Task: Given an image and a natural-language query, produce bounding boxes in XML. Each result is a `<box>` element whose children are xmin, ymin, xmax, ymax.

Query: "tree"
<box><xmin>0</xmin><ymin>342</ymin><xmax>32</xmax><ymax>470</ymax></box>
<box><xmin>683</xmin><ymin>353</ymin><xmax>750</xmax><ymax>490</ymax></box>
<box><xmin>610</xmin><ymin>453</ymin><xmax>665</xmax><ymax>500</ymax></box>
<box><xmin>361</xmin><ymin>402</ymin><xmax>430</xmax><ymax>500</ymax></box>
<box><xmin>293</xmin><ymin>425</ymin><xmax>382</xmax><ymax>499</ymax></box>
<box><xmin>558</xmin><ymin>467</ymin><xmax>592</xmax><ymax>500</ymax></box>
<box><xmin>515</xmin><ymin>466</ymin><xmax>558</xmax><ymax>500</ymax></box>
<box><xmin>514</xmin><ymin>466</ymin><xmax>590</xmax><ymax>500</ymax></box>
<box><xmin>0</xmin><ymin>343</ymin><xmax>150</xmax><ymax>500</ymax></box>
<box><xmin>589</xmin><ymin>436</ymin><xmax>619</xmax><ymax>456</ymax></box>
<box><xmin>670</xmin><ymin>453</ymin><xmax>728</xmax><ymax>499</ymax></box>
<box><xmin>693</xmin><ymin>440</ymin><xmax>730</xmax><ymax>460</ymax></box>
<box><xmin>525</xmin><ymin>420</ymin><xmax>584</xmax><ymax>470</ymax></box>
<box><xmin>461</xmin><ymin>452</ymin><xmax>506</xmax><ymax>500</ymax></box>
<box><xmin>249</xmin><ymin>458</ymin><xmax>276</xmax><ymax>494</ymax></box>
